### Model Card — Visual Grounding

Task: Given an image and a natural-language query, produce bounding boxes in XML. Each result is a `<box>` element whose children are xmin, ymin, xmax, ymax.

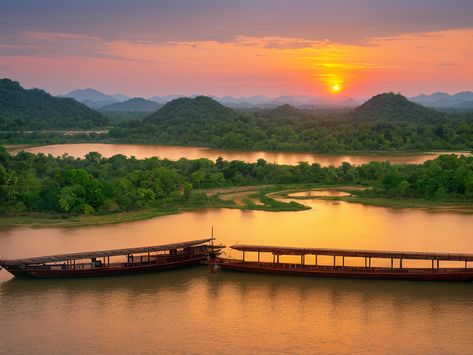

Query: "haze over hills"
<box><xmin>62</xmin><ymin>86</ymin><xmax>473</xmax><ymax>110</ymax></box>
<box><xmin>410</xmin><ymin>91</ymin><xmax>473</xmax><ymax>108</ymax></box>
<box><xmin>100</xmin><ymin>98</ymin><xmax>162</xmax><ymax>112</ymax></box>
<box><xmin>149</xmin><ymin>94</ymin><xmax>359</xmax><ymax>109</ymax></box>
<box><xmin>0</xmin><ymin>79</ymin><xmax>107</xmax><ymax>130</ymax></box>
<box><xmin>63</xmin><ymin>89</ymin><xmax>359</xmax><ymax>110</ymax></box>
<box><xmin>148</xmin><ymin>95</ymin><xmax>184</xmax><ymax>104</ymax></box>
<box><xmin>64</xmin><ymin>89</ymin><xmax>129</xmax><ymax>109</ymax></box>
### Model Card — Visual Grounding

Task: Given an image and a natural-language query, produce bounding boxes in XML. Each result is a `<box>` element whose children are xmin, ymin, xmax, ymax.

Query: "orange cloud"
<box><xmin>1</xmin><ymin>29</ymin><xmax>472</xmax><ymax>97</ymax></box>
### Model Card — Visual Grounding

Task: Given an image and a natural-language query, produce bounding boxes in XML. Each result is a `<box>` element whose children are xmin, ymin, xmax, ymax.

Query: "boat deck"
<box><xmin>218</xmin><ymin>244</ymin><xmax>473</xmax><ymax>282</ymax></box>
<box><xmin>0</xmin><ymin>238</ymin><xmax>218</xmax><ymax>278</ymax></box>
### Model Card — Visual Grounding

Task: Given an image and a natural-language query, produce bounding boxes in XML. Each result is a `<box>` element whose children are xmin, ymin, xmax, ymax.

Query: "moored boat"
<box><xmin>216</xmin><ymin>244</ymin><xmax>473</xmax><ymax>282</ymax></box>
<box><xmin>0</xmin><ymin>238</ymin><xmax>220</xmax><ymax>279</ymax></box>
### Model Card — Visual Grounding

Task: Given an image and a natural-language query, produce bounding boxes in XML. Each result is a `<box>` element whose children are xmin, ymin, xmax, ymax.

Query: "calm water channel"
<box><xmin>11</xmin><ymin>143</ymin><xmax>470</xmax><ymax>166</ymax></box>
<box><xmin>1</xmin><ymin>199</ymin><xmax>473</xmax><ymax>353</ymax></box>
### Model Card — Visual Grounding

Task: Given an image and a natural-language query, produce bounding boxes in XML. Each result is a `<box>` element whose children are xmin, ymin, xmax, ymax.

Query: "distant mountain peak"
<box><xmin>66</xmin><ymin>88</ymin><xmax>112</xmax><ymax>100</ymax></box>
<box><xmin>64</xmin><ymin>88</ymin><xmax>129</xmax><ymax>109</ymax></box>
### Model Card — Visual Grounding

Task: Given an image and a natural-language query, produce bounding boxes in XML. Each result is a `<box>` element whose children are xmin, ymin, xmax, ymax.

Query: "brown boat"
<box><xmin>216</xmin><ymin>244</ymin><xmax>473</xmax><ymax>282</ymax></box>
<box><xmin>0</xmin><ymin>238</ymin><xmax>218</xmax><ymax>279</ymax></box>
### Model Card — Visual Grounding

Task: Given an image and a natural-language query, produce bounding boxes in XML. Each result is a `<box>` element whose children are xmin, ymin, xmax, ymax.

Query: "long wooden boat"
<box><xmin>216</xmin><ymin>244</ymin><xmax>473</xmax><ymax>282</ymax></box>
<box><xmin>0</xmin><ymin>238</ymin><xmax>218</xmax><ymax>279</ymax></box>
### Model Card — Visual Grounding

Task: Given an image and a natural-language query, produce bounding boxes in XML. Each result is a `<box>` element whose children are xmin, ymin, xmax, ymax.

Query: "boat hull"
<box><xmin>220</xmin><ymin>262</ymin><xmax>473</xmax><ymax>282</ymax></box>
<box><xmin>3</xmin><ymin>257</ymin><xmax>205</xmax><ymax>279</ymax></box>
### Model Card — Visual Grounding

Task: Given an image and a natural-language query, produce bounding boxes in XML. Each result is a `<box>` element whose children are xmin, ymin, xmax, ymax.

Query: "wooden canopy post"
<box><xmin>400</xmin><ymin>258</ymin><xmax>403</xmax><ymax>269</ymax></box>
<box><xmin>342</xmin><ymin>256</ymin><xmax>345</xmax><ymax>268</ymax></box>
<box><xmin>315</xmin><ymin>254</ymin><xmax>318</xmax><ymax>267</ymax></box>
<box><xmin>301</xmin><ymin>255</ymin><xmax>304</xmax><ymax>266</ymax></box>
<box><xmin>257</xmin><ymin>251</ymin><xmax>260</xmax><ymax>263</ymax></box>
<box><xmin>333</xmin><ymin>255</ymin><xmax>336</xmax><ymax>267</ymax></box>
<box><xmin>390</xmin><ymin>258</ymin><xmax>393</xmax><ymax>269</ymax></box>
<box><xmin>242</xmin><ymin>251</ymin><xmax>245</xmax><ymax>262</ymax></box>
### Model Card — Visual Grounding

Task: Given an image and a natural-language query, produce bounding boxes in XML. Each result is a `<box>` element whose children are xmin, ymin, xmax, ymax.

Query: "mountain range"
<box><xmin>152</xmin><ymin>94</ymin><xmax>358</xmax><ymax>109</ymax></box>
<box><xmin>66</xmin><ymin>90</ymin><xmax>359</xmax><ymax>110</ymax></box>
<box><xmin>410</xmin><ymin>92</ymin><xmax>473</xmax><ymax>109</ymax></box>
<box><xmin>63</xmin><ymin>87</ymin><xmax>473</xmax><ymax>110</ymax></box>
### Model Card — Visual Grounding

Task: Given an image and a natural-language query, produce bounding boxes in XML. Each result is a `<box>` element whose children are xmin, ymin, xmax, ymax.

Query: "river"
<box><xmin>10</xmin><ymin>143</ymin><xmax>470</xmax><ymax>166</ymax></box>
<box><xmin>1</xmin><ymin>199</ymin><xmax>473</xmax><ymax>353</ymax></box>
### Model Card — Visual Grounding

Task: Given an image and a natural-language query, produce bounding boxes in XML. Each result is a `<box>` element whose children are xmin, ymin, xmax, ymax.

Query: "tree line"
<box><xmin>0</xmin><ymin>146</ymin><xmax>472</xmax><ymax>216</ymax></box>
<box><xmin>109</xmin><ymin>95</ymin><xmax>473</xmax><ymax>153</ymax></box>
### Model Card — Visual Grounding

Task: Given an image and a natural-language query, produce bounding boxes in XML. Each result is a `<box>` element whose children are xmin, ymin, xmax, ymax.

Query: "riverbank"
<box><xmin>0</xmin><ymin>187</ymin><xmax>309</xmax><ymax>228</ymax></box>
<box><xmin>2</xmin><ymin>184</ymin><xmax>472</xmax><ymax>228</ymax></box>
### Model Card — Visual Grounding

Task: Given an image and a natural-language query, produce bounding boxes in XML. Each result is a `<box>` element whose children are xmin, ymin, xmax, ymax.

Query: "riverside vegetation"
<box><xmin>1</xmin><ymin>145</ymin><xmax>472</xmax><ymax>226</ymax></box>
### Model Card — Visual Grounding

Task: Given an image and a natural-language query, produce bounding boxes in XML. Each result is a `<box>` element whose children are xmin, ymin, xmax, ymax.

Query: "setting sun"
<box><xmin>331</xmin><ymin>83</ymin><xmax>341</xmax><ymax>93</ymax></box>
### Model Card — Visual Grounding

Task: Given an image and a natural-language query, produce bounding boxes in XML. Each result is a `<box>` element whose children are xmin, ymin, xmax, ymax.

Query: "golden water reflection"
<box><xmin>287</xmin><ymin>189</ymin><xmax>352</xmax><ymax>197</ymax></box>
<box><xmin>1</xmin><ymin>268</ymin><xmax>473</xmax><ymax>353</ymax></box>
<box><xmin>1</xmin><ymin>200</ymin><xmax>473</xmax><ymax>353</ymax></box>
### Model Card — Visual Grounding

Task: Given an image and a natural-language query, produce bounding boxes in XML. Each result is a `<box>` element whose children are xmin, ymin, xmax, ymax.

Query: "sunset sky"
<box><xmin>1</xmin><ymin>0</ymin><xmax>472</xmax><ymax>98</ymax></box>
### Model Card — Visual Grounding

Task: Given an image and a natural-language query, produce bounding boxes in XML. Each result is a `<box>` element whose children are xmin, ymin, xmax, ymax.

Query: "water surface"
<box><xmin>1</xmin><ymin>200</ymin><xmax>473</xmax><ymax>353</ymax></box>
<box><xmin>287</xmin><ymin>189</ymin><xmax>352</xmax><ymax>197</ymax></box>
<box><xmin>11</xmin><ymin>143</ymin><xmax>469</xmax><ymax>166</ymax></box>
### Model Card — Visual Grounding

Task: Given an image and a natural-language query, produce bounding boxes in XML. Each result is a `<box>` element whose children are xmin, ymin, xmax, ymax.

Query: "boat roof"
<box><xmin>1</xmin><ymin>238</ymin><xmax>212</xmax><ymax>266</ymax></box>
<box><xmin>231</xmin><ymin>244</ymin><xmax>473</xmax><ymax>261</ymax></box>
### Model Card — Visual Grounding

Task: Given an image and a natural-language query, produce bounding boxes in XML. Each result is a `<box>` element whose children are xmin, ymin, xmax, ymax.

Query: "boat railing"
<box><xmin>25</xmin><ymin>252</ymin><xmax>207</xmax><ymax>270</ymax></box>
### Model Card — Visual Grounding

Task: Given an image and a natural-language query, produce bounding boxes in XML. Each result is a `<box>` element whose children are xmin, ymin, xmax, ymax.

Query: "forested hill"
<box><xmin>123</xmin><ymin>95</ymin><xmax>253</xmax><ymax>146</ymax></box>
<box><xmin>110</xmin><ymin>93</ymin><xmax>473</xmax><ymax>152</ymax></box>
<box><xmin>144</xmin><ymin>96</ymin><xmax>238</xmax><ymax>124</ymax></box>
<box><xmin>0</xmin><ymin>79</ymin><xmax>108</xmax><ymax>130</ymax></box>
<box><xmin>353</xmin><ymin>93</ymin><xmax>445</xmax><ymax>122</ymax></box>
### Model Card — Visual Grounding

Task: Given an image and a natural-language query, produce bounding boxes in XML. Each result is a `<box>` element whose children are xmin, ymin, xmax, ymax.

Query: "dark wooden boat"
<box><xmin>217</xmin><ymin>244</ymin><xmax>473</xmax><ymax>282</ymax></box>
<box><xmin>0</xmin><ymin>238</ymin><xmax>217</xmax><ymax>279</ymax></box>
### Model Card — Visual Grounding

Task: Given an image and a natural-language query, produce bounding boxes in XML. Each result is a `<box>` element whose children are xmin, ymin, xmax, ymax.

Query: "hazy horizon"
<box><xmin>9</xmin><ymin>80</ymin><xmax>473</xmax><ymax>102</ymax></box>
